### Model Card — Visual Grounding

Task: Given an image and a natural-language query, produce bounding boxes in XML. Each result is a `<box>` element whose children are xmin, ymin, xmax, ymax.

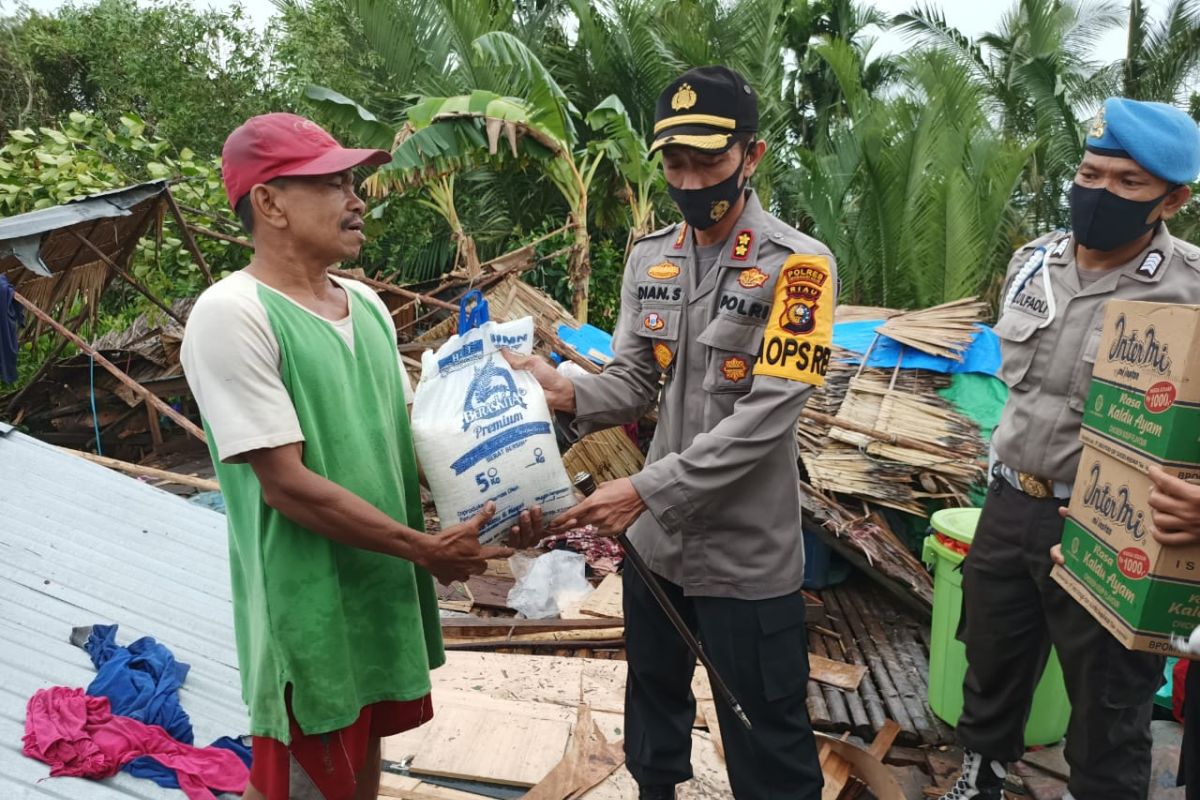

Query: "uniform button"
<box><xmin>771</xmin><ymin>232</ymin><xmax>783</xmax><ymax>240</ymax></box>
<box><xmin>1187</xmin><ymin>252</ymin><xmax>1199</xmax><ymax>262</ymax></box>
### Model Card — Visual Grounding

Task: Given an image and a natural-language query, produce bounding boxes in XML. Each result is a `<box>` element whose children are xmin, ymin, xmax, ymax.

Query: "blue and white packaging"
<box><xmin>411</xmin><ymin>317</ymin><xmax>576</xmax><ymax>545</ymax></box>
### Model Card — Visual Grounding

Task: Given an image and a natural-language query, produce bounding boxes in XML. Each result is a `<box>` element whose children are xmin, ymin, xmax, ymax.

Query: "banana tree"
<box><xmin>307</xmin><ymin>31</ymin><xmax>650</xmax><ymax>323</ymax></box>
<box><xmin>584</xmin><ymin>95</ymin><xmax>662</xmax><ymax>258</ymax></box>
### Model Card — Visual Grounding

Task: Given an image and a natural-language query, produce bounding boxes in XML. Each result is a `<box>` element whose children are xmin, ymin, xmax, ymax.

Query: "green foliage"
<box><xmin>1</xmin><ymin>0</ymin><xmax>283</xmax><ymax>154</ymax></box>
<box><xmin>0</xmin><ymin>111</ymin><xmax>241</xmax><ymax>322</ymax></box>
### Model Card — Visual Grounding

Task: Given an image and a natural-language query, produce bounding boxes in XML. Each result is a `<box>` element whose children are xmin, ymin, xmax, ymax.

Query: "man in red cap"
<box><xmin>181</xmin><ymin>114</ymin><xmax>533</xmax><ymax>800</ymax></box>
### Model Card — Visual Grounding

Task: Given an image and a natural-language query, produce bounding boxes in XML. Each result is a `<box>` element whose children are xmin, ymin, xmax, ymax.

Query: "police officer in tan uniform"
<box><xmin>938</xmin><ymin>98</ymin><xmax>1200</xmax><ymax>800</ymax></box>
<box><xmin>507</xmin><ymin>66</ymin><xmax>834</xmax><ymax>799</ymax></box>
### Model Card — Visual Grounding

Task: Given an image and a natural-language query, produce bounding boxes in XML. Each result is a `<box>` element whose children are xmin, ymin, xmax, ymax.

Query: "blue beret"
<box><xmin>1086</xmin><ymin>97</ymin><xmax>1200</xmax><ymax>185</ymax></box>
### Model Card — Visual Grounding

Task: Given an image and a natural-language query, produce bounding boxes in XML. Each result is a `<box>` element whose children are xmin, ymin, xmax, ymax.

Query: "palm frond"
<box><xmin>303</xmin><ymin>85</ymin><xmax>397</xmax><ymax>149</ymax></box>
<box><xmin>472</xmin><ymin>30</ymin><xmax>579</xmax><ymax>147</ymax></box>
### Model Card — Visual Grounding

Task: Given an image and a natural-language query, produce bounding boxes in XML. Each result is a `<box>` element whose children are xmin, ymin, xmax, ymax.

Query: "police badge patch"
<box><xmin>753</xmin><ymin>254</ymin><xmax>834</xmax><ymax>386</ymax></box>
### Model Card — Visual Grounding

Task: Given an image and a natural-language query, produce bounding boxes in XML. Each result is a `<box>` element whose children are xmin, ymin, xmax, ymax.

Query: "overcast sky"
<box><xmin>1</xmin><ymin>0</ymin><xmax>1173</xmax><ymax>65</ymax></box>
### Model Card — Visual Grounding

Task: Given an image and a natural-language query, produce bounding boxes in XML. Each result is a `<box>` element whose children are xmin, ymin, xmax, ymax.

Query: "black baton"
<box><xmin>573</xmin><ymin>472</ymin><xmax>752</xmax><ymax>731</ymax></box>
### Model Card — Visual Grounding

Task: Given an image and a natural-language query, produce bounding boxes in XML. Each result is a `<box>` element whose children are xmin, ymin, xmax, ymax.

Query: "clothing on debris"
<box><xmin>22</xmin><ymin>686</ymin><xmax>249</xmax><ymax>800</ymax></box>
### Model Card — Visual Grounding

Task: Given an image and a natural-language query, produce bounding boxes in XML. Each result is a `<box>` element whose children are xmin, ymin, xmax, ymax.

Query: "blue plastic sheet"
<box><xmin>556</xmin><ymin>323</ymin><xmax>615</xmax><ymax>365</ymax></box>
<box><xmin>832</xmin><ymin>319</ymin><xmax>1002</xmax><ymax>376</ymax></box>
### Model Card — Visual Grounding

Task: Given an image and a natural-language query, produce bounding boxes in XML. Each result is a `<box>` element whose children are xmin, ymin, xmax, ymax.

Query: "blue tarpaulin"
<box><xmin>832</xmin><ymin>320</ymin><xmax>1001</xmax><ymax>376</ymax></box>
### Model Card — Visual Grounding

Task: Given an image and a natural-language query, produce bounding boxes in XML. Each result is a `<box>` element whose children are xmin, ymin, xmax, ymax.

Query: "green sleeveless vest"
<box><xmin>206</xmin><ymin>281</ymin><xmax>443</xmax><ymax>742</ymax></box>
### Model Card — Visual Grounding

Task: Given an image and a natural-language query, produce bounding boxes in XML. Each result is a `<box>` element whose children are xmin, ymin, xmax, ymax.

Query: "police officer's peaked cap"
<box><xmin>1086</xmin><ymin>97</ymin><xmax>1200</xmax><ymax>185</ymax></box>
<box><xmin>649</xmin><ymin>66</ymin><xmax>759</xmax><ymax>156</ymax></box>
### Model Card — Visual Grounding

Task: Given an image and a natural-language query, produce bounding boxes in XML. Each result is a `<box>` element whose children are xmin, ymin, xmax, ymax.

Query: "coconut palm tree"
<box><xmin>792</xmin><ymin>43</ymin><xmax>1030</xmax><ymax>307</ymax></box>
<box><xmin>895</xmin><ymin>0</ymin><xmax>1123</xmax><ymax>235</ymax></box>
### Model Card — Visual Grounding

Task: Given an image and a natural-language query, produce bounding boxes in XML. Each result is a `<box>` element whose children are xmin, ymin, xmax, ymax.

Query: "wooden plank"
<box><xmin>435</xmin><ymin>581</ymin><xmax>473</xmax><ymax>613</ymax></box>
<box><xmin>440</xmin><ymin>616</ymin><xmax>621</xmax><ymax>637</ymax></box>
<box><xmin>697</xmin><ymin>700</ymin><xmax>725</xmax><ymax>763</ymax></box>
<box><xmin>377</xmin><ymin>773</ymin><xmax>486</xmax><ymax>800</ymax></box>
<box><xmin>13</xmin><ymin>291</ymin><xmax>207</xmax><ymax>444</ymax></box>
<box><xmin>523</xmin><ymin>704</ymin><xmax>625</xmax><ymax>800</ymax></box>
<box><xmin>56</xmin><ymin>447</ymin><xmax>220</xmax><ymax>491</ymax></box>
<box><xmin>442</xmin><ymin>627</ymin><xmax>624</xmax><ymax>646</ymax></box>
<box><xmin>578</xmin><ymin>573</ymin><xmax>623</xmax><ymax>619</ymax></box>
<box><xmin>409</xmin><ymin>705</ymin><xmax>572</xmax><ymax>787</ymax></box>
<box><xmin>465</xmin><ymin>574</ymin><xmax>516</xmax><ymax>610</ymax></box>
<box><xmin>809</xmin><ymin>653</ymin><xmax>867</xmax><ymax>692</ymax></box>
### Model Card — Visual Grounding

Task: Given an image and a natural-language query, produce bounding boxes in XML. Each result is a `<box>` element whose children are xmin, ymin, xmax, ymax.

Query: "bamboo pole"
<box><xmin>69</xmin><ymin>230</ymin><xmax>186</xmax><ymax>326</ymax></box>
<box><xmin>800</xmin><ymin>409</ymin><xmax>952</xmax><ymax>459</ymax></box>
<box><xmin>57</xmin><ymin>447</ymin><xmax>219</xmax><ymax>491</ymax></box>
<box><xmin>165</xmin><ymin>189</ymin><xmax>215</xmax><ymax>285</ymax></box>
<box><xmin>12</xmin><ymin>291</ymin><xmax>207</xmax><ymax>444</ymax></box>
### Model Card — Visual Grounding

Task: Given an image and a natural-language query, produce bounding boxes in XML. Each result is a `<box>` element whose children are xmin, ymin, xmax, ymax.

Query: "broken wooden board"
<box><xmin>435</xmin><ymin>581</ymin><xmax>473</xmax><ymax>613</ymax></box>
<box><xmin>578</xmin><ymin>573</ymin><xmax>623</xmax><ymax>619</ymax></box>
<box><xmin>523</xmin><ymin>705</ymin><xmax>625</xmax><ymax>800</ymax></box>
<box><xmin>815</xmin><ymin>732</ymin><xmax>906</xmax><ymax>800</ymax></box>
<box><xmin>465</xmin><ymin>573</ymin><xmax>516</xmax><ymax>610</ymax></box>
<box><xmin>408</xmin><ymin>703</ymin><xmax>572</xmax><ymax>786</ymax></box>
<box><xmin>809</xmin><ymin>653</ymin><xmax>867</xmax><ymax>692</ymax></box>
<box><xmin>377</xmin><ymin>773</ymin><xmax>485</xmax><ymax>800</ymax></box>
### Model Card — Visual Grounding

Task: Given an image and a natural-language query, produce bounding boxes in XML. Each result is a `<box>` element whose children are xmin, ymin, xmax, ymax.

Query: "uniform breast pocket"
<box><xmin>992</xmin><ymin>311</ymin><xmax>1042</xmax><ymax>389</ymax></box>
<box><xmin>1068</xmin><ymin>324</ymin><xmax>1104</xmax><ymax>412</ymax></box>
<box><xmin>697</xmin><ymin>318</ymin><xmax>762</xmax><ymax>394</ymax></box>
<box><xmin>633</xmin><ymin>306</ymin><xmax>681</xmax><ymax>372</ymax></box>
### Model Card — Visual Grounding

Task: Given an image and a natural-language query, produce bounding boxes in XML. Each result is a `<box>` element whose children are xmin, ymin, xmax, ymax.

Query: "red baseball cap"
<box><xmin>220</xmin><ymin>113</ymin><xmax>392</xmax><ymax>207</ymax></box>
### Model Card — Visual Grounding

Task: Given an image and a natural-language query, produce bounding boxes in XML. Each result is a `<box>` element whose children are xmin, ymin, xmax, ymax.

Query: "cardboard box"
<box><xmin>1056</xmin><ymin>300</ymin><xmax>1200</xmax><ymax>657</ymax></box>
<box><xmin>1080</xmin><ymin>300</ymin><xmax>1200</xmax><ymax>474</ymax></box>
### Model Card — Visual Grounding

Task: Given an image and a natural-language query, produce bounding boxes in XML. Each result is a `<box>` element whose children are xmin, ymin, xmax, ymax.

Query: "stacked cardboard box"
<box><xmin>1052</xmin><ymin>300</ymin><xmax>1200</xmax><ymax>657</ymax></box>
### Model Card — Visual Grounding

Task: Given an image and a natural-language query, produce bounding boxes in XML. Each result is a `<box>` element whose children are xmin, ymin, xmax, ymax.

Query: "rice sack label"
<box><xmin>411</xmin><ymin>317</ymin><xmax>576</xmax><ymax>545</ymax></box>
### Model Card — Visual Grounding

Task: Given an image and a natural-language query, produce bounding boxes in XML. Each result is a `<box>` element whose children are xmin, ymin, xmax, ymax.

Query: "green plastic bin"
<box><xmin>923</xmin><ymin>507</ymin><xmax>1072</xmax><ymax>746</ymax></box>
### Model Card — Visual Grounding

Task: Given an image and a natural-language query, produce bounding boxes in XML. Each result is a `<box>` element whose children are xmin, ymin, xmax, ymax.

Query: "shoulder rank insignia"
<box><xmin>731</xmin><ymin>229</ymin><xmax>753</xmax><ymax>261</ymax></box>
<box><xmin>1137</xmin><ymin>249</ymin><xmax>1165</xmax><ymax>278</ymax></box>
<box><xmin>673</xmin><ymin>224</ymin><xmax>687</xmax><ymax>250</ymax></box>
<box><xmin>737</xmin><ymin>267</ymin><xmax>769</xmax><ymax>289</ymax></box>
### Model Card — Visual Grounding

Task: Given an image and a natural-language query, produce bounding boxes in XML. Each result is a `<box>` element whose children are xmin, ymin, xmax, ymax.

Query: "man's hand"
<box><xmin>502</xmin><ymin>350</ymin><xmax>577</xmax><ymax>413</ymax></box>
<box><xmin>1149</xmin><ymin>465</ymin><xmax>1200</xmax><ymax>546</ymax></box>
<box><xmin>416</xmin><ymin>502</ymin><xmax>513</xmax><ymax>584</ymax></box>
<box><xmin>549</xmin><ymin>477</ymin><xmax>647</xmax><ymax>538</ymax></box>
<box><xmin>506</xmin><ymin>506</ymin><xmax>545</xmax><ymax>550</ymax></box>
<box><xmin>1048</xmin><ymin>505</ymin><xmax>1070</xmax><ymax>564</ymax></box>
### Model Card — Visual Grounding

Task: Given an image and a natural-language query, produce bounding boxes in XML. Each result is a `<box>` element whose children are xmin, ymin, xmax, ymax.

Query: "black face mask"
<box><xmin>667</xmin><ymin>151</ymin><xmax>747</xmax><ymax>231</ymax></box>
<box><xmin>1070</xmin><ymin>183</ymin><xmax>1171</xmax><ymax>251</ymax></box>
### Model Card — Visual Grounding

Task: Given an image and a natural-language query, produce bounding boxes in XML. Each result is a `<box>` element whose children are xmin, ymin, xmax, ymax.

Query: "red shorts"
<box><xmin>249</xmin><ymin>694</ymin><xmax>433</xmax><ymax>800</ymax></box>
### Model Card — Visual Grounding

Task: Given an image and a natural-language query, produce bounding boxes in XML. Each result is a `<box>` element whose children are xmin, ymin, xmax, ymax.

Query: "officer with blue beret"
<box><xmin>939</xmin><ymin>98</ymin><xmax>1200</xmax><ymax>800</ymax></box>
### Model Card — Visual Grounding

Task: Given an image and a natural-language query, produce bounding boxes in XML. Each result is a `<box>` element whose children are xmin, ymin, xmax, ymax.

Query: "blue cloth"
<box><xmin>82</xmin><ymin>624</ymin><xmax>194</xmax><ymax>744</ymax></box>
<box><xmin>77</xmin><ymin>624</ymin><xmax>252</xmax><ymax>791</ymax></box>
<box><xmin>832</xmin><ymin>320</ymin><xmax>1002</xmax><ymax>376</ymax></box>
<box><xmin>556</xmin><ymin>323</ymin><xmax>614</xmax><ymax>365</ymax></box>
<box><xmin>126</xmin><ymin>736</ymin><xmax>252</xmax><ymax>790</ymax></box>
<box><xmin>0</xmin><ymin>274</ymin><xmax>24</xmax><ymax>384</ymax></box>
<box><xmin>1086</xmin><ymin>98</ymin><xmax>1200</xmax><ymax>185</ymax></box>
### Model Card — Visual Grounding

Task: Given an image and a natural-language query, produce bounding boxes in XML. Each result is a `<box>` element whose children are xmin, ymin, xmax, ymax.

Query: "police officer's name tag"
<box><xmin>753</xmin><ymin>254</ymin><xmax>833</xmax><ymax>386</ymax></box>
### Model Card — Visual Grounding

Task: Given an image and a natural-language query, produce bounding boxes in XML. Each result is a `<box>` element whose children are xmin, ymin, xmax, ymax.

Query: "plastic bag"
<box><xmin>506</xmin><ymin>550</ymin><xmax>594</xmax><ymax>619</ymax></box>
<box><xmin>411</xmin><ymin>295</ymin><xmax>575</xmax><ymax>545</ymax></box>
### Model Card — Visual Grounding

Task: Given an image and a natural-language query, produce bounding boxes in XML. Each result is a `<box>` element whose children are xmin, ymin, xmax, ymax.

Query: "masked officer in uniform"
<box><xmin>506</xmin><ymin>66</ymin><xmax>834</xmax><ymax>799</ymax></box>
<box><xmin>938</xmin><ymin>98</ymin><xmax>1200</xmax><ymax>800</ymax></box>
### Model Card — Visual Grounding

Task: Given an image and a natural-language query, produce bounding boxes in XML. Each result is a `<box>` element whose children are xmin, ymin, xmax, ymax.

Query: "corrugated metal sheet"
<box><xmin>0</xmin><ymin>427</ymin><xmax>247</xmax><ymax>798</ymax></box>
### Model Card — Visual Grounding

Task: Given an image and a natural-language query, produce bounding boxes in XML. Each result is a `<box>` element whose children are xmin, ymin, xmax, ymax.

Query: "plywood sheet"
<box><xmin>578</xmin><ymin>573</ymin><xmax>623</xmax><ymax>619</ymax></box>
<box><xmin>409</xmin><ymin>704</ymin><xmax>572</xmax><ymax>787</ymax></box>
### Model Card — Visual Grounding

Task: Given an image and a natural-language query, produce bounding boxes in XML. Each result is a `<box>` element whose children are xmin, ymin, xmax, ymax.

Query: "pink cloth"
<box><xmin>23</xmin><ymin>687</ymin><xmax>248</xmax><ymax>800</ymax></box>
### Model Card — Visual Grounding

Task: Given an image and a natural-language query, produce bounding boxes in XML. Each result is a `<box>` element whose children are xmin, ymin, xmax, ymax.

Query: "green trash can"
<box><xmin>923</xmin><ymin>507</ymin><xmax>1072</xmax><ymax>746</ymax></box>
